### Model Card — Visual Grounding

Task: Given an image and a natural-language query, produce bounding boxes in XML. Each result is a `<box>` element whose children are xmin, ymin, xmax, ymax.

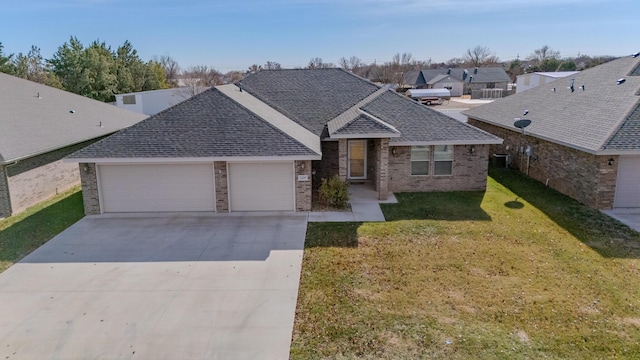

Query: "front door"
<box><xmin>348</xmin><ymin>140</ymin><xmax>367</xmax><ymax>179</ymax></box>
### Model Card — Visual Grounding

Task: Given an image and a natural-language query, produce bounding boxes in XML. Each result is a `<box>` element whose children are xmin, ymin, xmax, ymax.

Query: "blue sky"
<box><xmin>1</xmin><ymin>0</ymin><xmax>637</xmax><ymax>71</ymax></box>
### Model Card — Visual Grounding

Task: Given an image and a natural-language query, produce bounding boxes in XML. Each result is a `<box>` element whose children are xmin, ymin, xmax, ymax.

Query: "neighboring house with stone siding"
<box><xmin>0</xmin><ymin>73</ymin><xmax>147</xmax><ymax>218</ymax></box>
<box><xmin>464</xmin><ymin>55</ymin><xmax>640</xmax><ymax>209</ymax></box>
<box><xmin>67</xmin><ymin>68</ymin><xmax>502</xmax><ymax>215</ymax></box>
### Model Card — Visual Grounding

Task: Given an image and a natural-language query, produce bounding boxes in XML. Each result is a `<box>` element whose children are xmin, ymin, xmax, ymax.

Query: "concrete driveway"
<box><xmin>0</xmin><ymin>213</ymin><xmax>308</xmax><ymax>359</ymax></box>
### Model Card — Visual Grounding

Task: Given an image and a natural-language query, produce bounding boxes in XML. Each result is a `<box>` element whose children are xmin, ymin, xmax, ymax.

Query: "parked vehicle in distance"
<box><xmin>420</xmin><ymin>96</ymin><xmax>443</xmax><ymax>106</ymax></box>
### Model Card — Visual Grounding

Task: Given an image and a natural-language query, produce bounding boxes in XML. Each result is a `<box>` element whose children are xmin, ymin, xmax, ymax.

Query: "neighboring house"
<box><xmin>516</xmin><ymin>71</ymin><xmax>579</xmax><ymax>93</ymax></box>
<box><xmin>464</xmin><ymin>55</ymin><xmax>640</xmax><ymax>209</ymax></box>
<box><xmin>0</xmin><ymin>73</ymin><xmax>147</xmax><ymax>218</ymax></box>
<box><xmin>67</xmin><ymin>69</ymin><xmax>502</xmax><ymax>215</ymax></box>
<box><xmin>404</xmin><ymin>67</ymin><xmax>511</xmax><ymax>98</ymax></box>
<box><xmin>115</xmin><ymin>87</ymin><xmax>202</xmax><ymax>116</ymax></box>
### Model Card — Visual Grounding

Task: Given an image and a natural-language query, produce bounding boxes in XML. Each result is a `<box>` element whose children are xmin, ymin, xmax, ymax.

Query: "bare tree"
<box><xmin>263</xmin><ymin>61</ymin><xmax>281</xmax><ymax>70</ymax></box>
<box><xmin>464</xmin><ymin>46</ymin><xmax>500</xmax><ymax>67</ymax></box>
<box><xmin>307</xmin><ymin>57</ymin><xmax>334</xmax><ymax>69</ymax></box>
<box><xmin>527</xmin><ymin>45</ymin><xmax>561</xmax><ymax>66</ymax></box>
<box><xmin>223</xmin><ymin>70</ymin><xmax>244</xmax><ymax>84</ymax></box>
<box><xmin>338</xmin><ymin>56</ymin><xmax>363</xmax><ymax>72</ymax></box>
<box><xmin>181</xmin><ymin>65</ymin><xmax>222</xmax><ymax>96</ymax></box>
<box><xmin>154</xmin><ymin>55</ymin><xmax>180</xmax><ymax>87</ymax></box>
<box><xmin>247</xmin><ymin>64</ymin><xmax>262</xmax><ymax>73</ymax></box>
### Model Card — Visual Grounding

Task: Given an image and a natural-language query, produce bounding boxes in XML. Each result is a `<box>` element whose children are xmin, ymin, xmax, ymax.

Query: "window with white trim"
<box><xmin>434</xmin><ymin>145</ymin><xmax>454</xmax><ymax>175</ymax></box>
<box><xmin>411</xmin><ymin>146</ymin><xmax>430</xmax><ymax>175</ymax></box>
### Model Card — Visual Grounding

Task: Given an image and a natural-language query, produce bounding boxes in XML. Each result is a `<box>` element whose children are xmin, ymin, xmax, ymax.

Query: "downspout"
<box><xmin>2</xmin><ymin>161</ymin><xmax>18</xmax><ymax>215</ymax></box>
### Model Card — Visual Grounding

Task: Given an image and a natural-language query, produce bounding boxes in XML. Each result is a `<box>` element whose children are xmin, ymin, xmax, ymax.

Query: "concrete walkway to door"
<box><xmin>308</xmin><ymin>184</ymin><xmax>397</xmax><ymax>222</ymax></box>
<box><xmin>0</xmin><ymin>212</ymin><xmax>307</xmax><ymax>360</ymax></box>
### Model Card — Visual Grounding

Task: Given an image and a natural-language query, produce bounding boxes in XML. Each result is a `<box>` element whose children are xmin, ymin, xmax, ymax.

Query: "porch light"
<box><xmin>468</xmin><ymin>145</ymin><xmax>475</xmax><ymax>155</ymax></box>
<box><xmin>391</xmin><ymin>147</ymin><xmax>397</xmax><ymax>156</ymax></box>
<box><xmin>608</xmin><ymin>158</ymin><xmax>615</xmax><ymax>166</ymax></box>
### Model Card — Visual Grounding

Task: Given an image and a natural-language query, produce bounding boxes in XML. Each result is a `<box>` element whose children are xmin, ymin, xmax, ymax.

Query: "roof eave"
<box><xmin>391</xmin><ymin>139</ymin><xmax>503</xmax><ymax>146</ymax></box>
<box><xmin>64</xmin><ymin>154</ymin><xmax>323</xmax><ymax>163</ymax></box>
<box><xmin>329</xmin><ymin>133</ymin><xmax>401</xmax><ymax>139</ymax></box>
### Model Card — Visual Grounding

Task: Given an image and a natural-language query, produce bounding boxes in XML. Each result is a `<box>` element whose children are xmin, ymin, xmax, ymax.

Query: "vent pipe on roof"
<box><xmin>474</xmin><ymin>67</ymin><xmax>478</xmax><ymax>74</ymax></box>
<box><xmin>447</xmin><ymin>68</ymin><xmax>451</xmax><ymax>75</ymax></box>
<box><xmin>632</xmin><ymin>52</ymin><xmax>639</xmax><ymax>58</ymax></box>
<box><xmin>36</xmin><ymin>92</ymin><xmax>41</xmax><ymax>98</ymax></box>
<box><xmin>238</xmin><ymin>81</ymin><xmax>243</xmax><ymax>92</ymax></box>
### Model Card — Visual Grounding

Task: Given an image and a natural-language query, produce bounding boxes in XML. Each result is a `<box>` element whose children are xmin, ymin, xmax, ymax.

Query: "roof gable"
<box><xmin>464</xmin><ymin>56</ymin><xmax>640</xmax><ymax>154</ymax></box>
<box><xmin>69</xmin><ymin>87</ymin><xmax>320</xmax><ymax>160</ymax></box>
<box><xmin>420</xmin><ymin>67</ymin><xmax>510</xmax><ymax>84</ymax></box>
<box><xmin>0</xmin><ymin>73</ymin><xmax>147</xmax><ymax>164</ymax></box>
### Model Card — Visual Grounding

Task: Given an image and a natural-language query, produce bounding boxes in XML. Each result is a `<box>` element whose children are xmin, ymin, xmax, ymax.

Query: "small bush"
<box><xmin>318</xmin><ymin>175</ymin><xmax>349</xmax><ymax>209</ymax></box>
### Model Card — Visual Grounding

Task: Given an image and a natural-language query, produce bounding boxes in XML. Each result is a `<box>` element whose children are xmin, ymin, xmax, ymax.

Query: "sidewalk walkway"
<box><xmin>308</xmin><ymin>184</ymin><xmax>397</xmax><ymax>222</ymax></box>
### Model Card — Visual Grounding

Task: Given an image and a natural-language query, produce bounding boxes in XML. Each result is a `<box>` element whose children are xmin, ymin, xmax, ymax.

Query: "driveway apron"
<box><xmin>0</xmin><ymin>213</ymin><xmax>307</xmax><ymax>360</ymax></box>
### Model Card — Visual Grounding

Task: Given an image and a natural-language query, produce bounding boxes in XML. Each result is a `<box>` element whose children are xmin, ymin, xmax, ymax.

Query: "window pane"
<box><xmin>122</xmin><ymin>95</ymin><xmax>136</xmax><ymax>105</ymax></box>
<box><xmin>434</xmin><ymin>161</ymin><xmax>452</xmax><ymax>175</ymax></box>
<box><xmin>411</xmin><ymin>161</ymin><xmax>429</xmax><ymax>175</ymax></box>
<box><xmin>434</xmin><ymin>145</ymin><xmax>454</xmax><ymax>161</ymax></box>
<box><xmin>411</xmin><ymin>146</ymin><xmax>430</xmax><ymax>161</ymax></box>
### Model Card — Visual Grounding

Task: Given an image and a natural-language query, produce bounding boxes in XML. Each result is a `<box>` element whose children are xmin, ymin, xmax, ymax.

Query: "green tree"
<box><xmin>539</xmin><ymin>58</ymin><xmax>562</xmax><ymax>72</ymax></box>
<box><xmin>558</xmin><ymin>61</ymin><xmax>577</xmax><ymax>71</ymax></box>
<box><xmin>49</xmin><ymin>37</ymin><xmax>90</xmax><ymax>94</ymax></box>
<box><xmin>0</xmin><ymin>42</ymin><xmax>16</xmax><ymax>74</ymax></box>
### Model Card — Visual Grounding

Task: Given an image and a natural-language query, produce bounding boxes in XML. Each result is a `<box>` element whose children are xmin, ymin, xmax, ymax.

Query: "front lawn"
<box><xmin>0</xmin><ymin>188</ymin><xmax>84</xmax><ymax>272</ymax></box>
<box><xmin>291</xmin><ymin>170</ymin><xmax>640</xmax><ymax>359</ymax></box>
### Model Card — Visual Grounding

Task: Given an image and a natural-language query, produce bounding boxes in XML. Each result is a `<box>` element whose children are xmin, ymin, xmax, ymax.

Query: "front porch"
<box><xmin>308</xmin><ymin>183</ymin><xmax>397</xmax><ymax>223</ymax></box>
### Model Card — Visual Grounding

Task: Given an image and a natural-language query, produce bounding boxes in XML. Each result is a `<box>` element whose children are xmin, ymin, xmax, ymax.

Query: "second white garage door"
<box><xmin>614</xmin><ymin>156</ymin><xmax>640</xmax><ymax>208</ymax></box>
<box><xmin>228</xmin><ymin>162</ymin><xmax>294</xmax><ymax>211</ymax></box>
<box><xmin>99</xmin><ymin>164</ymin><xmax>215</xmax><ymax>213</ymax></box>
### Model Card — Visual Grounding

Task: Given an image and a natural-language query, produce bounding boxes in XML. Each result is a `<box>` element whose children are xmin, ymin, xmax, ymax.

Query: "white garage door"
<box><xmin>228</xmin><ymin>162</ymin><xmax>294</xmax><ymax>211</ymax></box>
<box><xmin>99</xmin><ymin>164</ymin><xmax>215</xmax><ymax>213</ymax></box>
<box><xmin>614</xmin><ymin>156</ymin><xmax>640</xmax><ymax>208</ymax></box>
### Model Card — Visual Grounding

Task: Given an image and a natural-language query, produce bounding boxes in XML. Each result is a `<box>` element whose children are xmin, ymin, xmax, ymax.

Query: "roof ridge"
<box><xmin>327</xmin><ymin>86</ymin><xmax>391</xmax><ymax>135</ymax></box>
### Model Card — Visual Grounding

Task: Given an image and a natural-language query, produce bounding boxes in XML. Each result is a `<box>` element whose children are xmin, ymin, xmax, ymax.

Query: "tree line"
<box><xmin>1</xmin><ymin>40</ymin><xmax>617</xmax><ymax>102</ymax></box>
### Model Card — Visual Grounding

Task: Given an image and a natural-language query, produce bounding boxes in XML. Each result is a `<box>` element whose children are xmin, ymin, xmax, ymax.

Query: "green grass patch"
<box><xmin>292</xmin><ymin>170</ymin><xmax>640</xmax><ymax>359</ymax></box>
<box><xmin>0</xmin><ymin>188</ymin><xmax>84</xmax><ymax>272</ymax></box>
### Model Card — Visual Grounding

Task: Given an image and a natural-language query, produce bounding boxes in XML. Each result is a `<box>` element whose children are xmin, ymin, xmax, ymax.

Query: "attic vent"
<box><xmin>633</xmin><ymin>51</ymin><xmax>640</xmax><ymax>58</ymax></box>
<box><xmin>617</xmin><ymin>78</ymin><xmax>626</xmax><ymax>85</ymax></box>
<box><xmin>122</xmin><ymin>95</ymin><xmax>136</xmax><ymax>105</ymax></box>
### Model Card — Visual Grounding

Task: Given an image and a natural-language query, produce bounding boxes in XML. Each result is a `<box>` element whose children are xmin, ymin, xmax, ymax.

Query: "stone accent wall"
<box><xmin>295</xmin><ymin>160</ymin><xmax>312</xmax><ymax>211</ymax></box>
<box><xmin>338</xmin><ymin>139</ymin><xmax>348</xmax><ymax>181</ymax></box>
<box><xmin>8</xmin><ymin>158</ymin><xmax>80</xmax><ymax>214</ymax></box>
<box><xmin>0</xmin><ymin>166</ymin><xmax>10</xmax><ymax>218</ymax></box>
<box><xmin>388</xmin><ymin>145</ymin><xmax>489</xmax><ymax>192</ymax></box>
<box><xmin>377</xmin><ymin>138</ymin><xmax>390</xmax><ymax>200</ymax></box>
<box><xmin>312</xmin><ymin>141</ymin><xmax>339</xmax><ymax>186</ymax></box>
<box><xmin>79</xmin><ymin>163</ymin><xmax>101</xmax><ymax>215</ymax></box>
<box><xmin>214</xmin><ymin>162</ymin><xmax>229</xmax><ymax>212</ymax></box>
<box><xmin>468</xmin><ymin>119</ymin><xmax>617</xmax><ymax>209</ymax></box>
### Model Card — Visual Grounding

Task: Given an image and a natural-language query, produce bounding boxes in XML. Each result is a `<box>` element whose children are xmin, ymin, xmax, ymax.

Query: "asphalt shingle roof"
<box><xmin>463</xmin><ymin>56</ymin><xmax>640</xmax><ymax>153</ymax></box>
<box><xmin>419</xmin><ymin>67</ymin><xmax>511</xmax><ymax>85</ymax></box>
<box><xmin>332</xmin><ymin>113</ymin><xmax>399</xmax><ymax>136</ymax></box>
<box><xmin>69</xmin><ymin>88</ymin><xmax>318</xmax><ymax>159</ymax></box>
<box><xmin>239</xmin><ymin>69</ymin><xmax>379</xmax><ymax>135</ymax></box>
<box><xmin>0</xmin><ymin>73</ymin><xmax>147</xmax><ymax>164</ymax></box>
<box><xmin>362</xmin><ymin>91</ymin><xmax>502</xmax><ymax>144</ymax></box>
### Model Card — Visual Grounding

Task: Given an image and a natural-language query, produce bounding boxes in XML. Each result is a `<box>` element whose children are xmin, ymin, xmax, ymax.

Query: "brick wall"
<box><xmin>388</xmin><ymin>145</ymin><xmax>489</xmax><ymax>192</ymax></box>
<box><xmin>313</xmin><ymin>141</ymin><xmax>339</xmax><ymax>186</ymax></box>
<box><xmin>214</xmin><ymin>161</ymin><xmax>229</xmax><ymax>212</ymax></box>
<box><xmin>8</xmin><ymin>158</ymin><xmax>80</xmax><ymax>214</ymax></box>
<box><xmin>79</xmin><ymin>163</ymin><xmax>100</xmax><ymax>215</ymax></box>
<box><xmin>376</xmin><ymin>139</ymin><xmax>389</xmax><ymax>200</ymax></box>
<box><xmin>0</xmin><ymin>166</ymin><xmax>10</xmax><ymax>218</ymax></box>
<box><xmin>467</xmin><ymin>119</ymin><xmax>617</xmax><ymax>209</ymax></box>
<box><xmin>295</xmin><ymin>160</ymin><xmax>312</xmax><ymax>211</ymax></box>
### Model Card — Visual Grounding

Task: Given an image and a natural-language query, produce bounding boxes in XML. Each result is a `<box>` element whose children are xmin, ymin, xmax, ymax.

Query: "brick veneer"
<box><xmin>79</xmin><ymin>163</ymin><xmax>101</xmax><ymax>215</ymax></box>
<box><xmin>388</xmin><ymin>145</ymin><xmax>489</xmax><ymax>192</ymax></box>
<box><xmin>295</xmin><ymin>160</ymin><xmax>312</xmax><ymax>211</ymax></box>
<box><xmin>468</xmin><ymin>118</ymin><xmax>618</xmax><ymax>209</ymax></box>
<box><xmin>338</xmin><ymin>139</ymin><xmax>348</xmax><ymax>181</ymax></box>
<box><xmin>312</xmin><ymin>141</ymin><xmax>339</xmax><ymax>186</ymax></box>
<box><xmin>214</xmin><ymin>161</ymin><xmax>229</xmax><ymax>212</ymax></box>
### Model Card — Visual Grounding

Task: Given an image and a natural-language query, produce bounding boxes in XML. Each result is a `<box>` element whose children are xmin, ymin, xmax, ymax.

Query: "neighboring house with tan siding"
<box><xmin>0</xmin><ymin>73</ymin><xmax>147</xmax><ymax>218</ymax></box>
<box><xmin>464</xmin><ymin>55</ymin><xmax>640</xmax><ymax>209</ymax></box>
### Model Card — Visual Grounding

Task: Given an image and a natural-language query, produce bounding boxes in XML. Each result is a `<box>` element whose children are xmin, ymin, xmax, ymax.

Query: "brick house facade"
<box><xmin>468</xmin><ymin>119</ymin><xmax>618</xmax><ymax>209</ymax></box>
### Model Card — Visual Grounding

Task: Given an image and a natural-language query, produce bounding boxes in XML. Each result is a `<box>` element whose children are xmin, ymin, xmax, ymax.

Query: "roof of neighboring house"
<box><xmin>427</xmin><ymin>74</ymin><xmax>463</xmax><ymax>85</ymax></box>
<box><xmin>0</xmin><ymin>73</ymin><xmax>147</xmax><ymax>165</ymax></box>
<box><xmin>69</xmin><ymin>87</ymin><xmax>320</xmax><ymax>160</ymax></box>
<box><xmin>463</xmin><ymin>56</ymin><xmax>640</xmax><ymax>154</ymax></box>
<box><xmin>528</xmin><ymin>71</ymin><xmax>580</xmax><ymax>79</ymax></box>
<box><xmin>413</xmin><ymin>67</ymin><xmax>511</xmax><ymax>85</ymax></box>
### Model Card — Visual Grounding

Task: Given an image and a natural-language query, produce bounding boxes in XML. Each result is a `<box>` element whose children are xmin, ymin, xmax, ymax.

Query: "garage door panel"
<box><xmin>228</xmin><ymin>162</ymin><xmax>294</xmax><ymax>211</ymax></box>
<box><xmin>614</xmin><ymin>156</ymin><xmax>640</xmax><ymax>208</ymax></box>
<box><xmin>99</xmin><ymin>164</ymin><xmax>215</xmax><ymax>212</ymax></box>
